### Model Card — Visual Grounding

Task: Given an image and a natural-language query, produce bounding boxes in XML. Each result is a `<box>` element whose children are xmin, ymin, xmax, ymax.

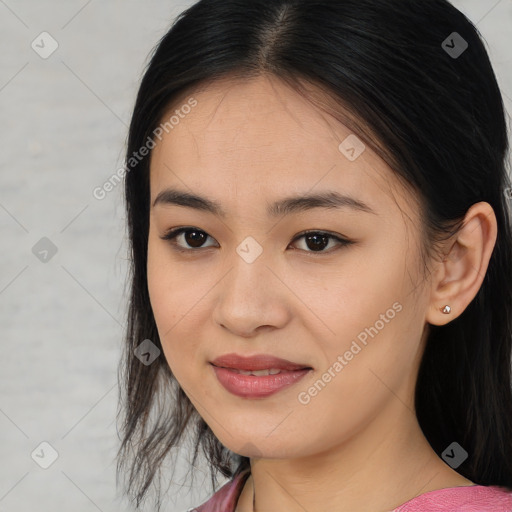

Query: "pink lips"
<box><xmin>211</xmin><ymin>353</ymin><xmax>311</xmax><ymax>371</ymax></box>
<box><xmin>210</xmin><ymin>353</ymin><xmax>312</xmax><ymax>399</ymax></box>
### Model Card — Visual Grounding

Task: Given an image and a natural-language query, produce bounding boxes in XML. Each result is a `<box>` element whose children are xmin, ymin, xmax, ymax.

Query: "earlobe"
<box><xmin>426</xmin><ymin>202</ymin><xmax>497</xmax><ymax>326</ymax></box>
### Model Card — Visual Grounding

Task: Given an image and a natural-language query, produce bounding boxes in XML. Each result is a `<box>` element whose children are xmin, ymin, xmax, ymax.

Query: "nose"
<box><xmin>212</xmin><ymin>252</ymin><xmax>291</xmax><ymax>338</ymax></box>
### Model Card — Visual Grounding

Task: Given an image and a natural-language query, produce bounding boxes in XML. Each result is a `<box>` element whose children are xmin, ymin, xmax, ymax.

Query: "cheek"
<box><xmin>310</xmin><ymin>249</ymin><xmax>408</xmax><ymax>344</ymax></box>
<box><xmin>147</xmin><ymin>239</ymin><xmax>197</xmax><ymax>375</ymax></box>
<box><xmin>147</xmin><ymin>231</ymin><xmax>196</xmax><ymax>327</ymax></box>
<box><xmin>304</xmin><ymin>249</ymin><xmax>421</xmax><ymax>399</ymax></box>
<box><xmin>147</xmin><ymin>240</ymin><xmax>174</xmax><ymax>329</ymax></box>
<box><xmin>288</xmin><ymin>299</ymin><xmax>419</xmax><ymax>457</ymax></box>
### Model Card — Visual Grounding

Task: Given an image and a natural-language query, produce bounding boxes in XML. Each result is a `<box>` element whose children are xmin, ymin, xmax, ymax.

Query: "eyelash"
<box><xmin>160</xmin><ymin>227</ymin><xmax>354</xmax><ymax>255</ymax></box>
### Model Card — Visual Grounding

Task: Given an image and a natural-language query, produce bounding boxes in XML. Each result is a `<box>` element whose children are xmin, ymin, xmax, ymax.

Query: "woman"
<box><xmin>116</xmin><ymin>1</ymin><xmax>512</xmax><ymax>510</ymax></box>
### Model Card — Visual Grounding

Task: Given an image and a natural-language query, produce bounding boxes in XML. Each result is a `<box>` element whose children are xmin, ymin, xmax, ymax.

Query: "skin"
<box><xmin>146</xmin><ymin>74</ymin><xmax>497</xmax><ymax>512</ymax></box>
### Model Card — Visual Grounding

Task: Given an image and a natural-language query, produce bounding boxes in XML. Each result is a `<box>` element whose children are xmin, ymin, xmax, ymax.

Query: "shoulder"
<box><xmin>393</xmin><ymin>484</ymin><xmax>512</xmax><ymax>512</ymax></box>
<box><xmin>192</xmin><ymin>469</ymin><xmax>251</xmax><ymax>512</ymax></box>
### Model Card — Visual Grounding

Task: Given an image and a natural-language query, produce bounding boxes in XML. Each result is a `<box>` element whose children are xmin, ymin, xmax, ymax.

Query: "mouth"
<box><xmin>209</xmin><ymin>352</ymin><xmax>313</xmax><ymax>398</ymax></box>
<box><xmin>210</xmin><ymin>363</ymin><xmax>313</xmax><ymax>399</ymax></box>
<box><xmin>210</xmin><ymin>365</ymin><xmax>311</xmax><ymax>376</ymax></box>
<box><xmin>210</xmin><ymin>352</ymin><xmax>313</xmax><ymax>373</ymax></box>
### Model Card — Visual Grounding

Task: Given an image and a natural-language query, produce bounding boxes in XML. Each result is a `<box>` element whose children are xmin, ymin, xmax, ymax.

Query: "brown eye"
<box><xmin>179</xmin><ymin>229</ymin><xmax>208</xmax><ymax>248</ymax></box>
<box><xmin>296</xmin><ymin>232</ymin><xmax>330</xmax><ymax>252</ymax></box>
<box><xmin>161</xmin><ymin>227</ymin><xmax>353</xmax><ymax>255</ymax></box>
<box><xmin>290</xmin><ymin>231</ymin><xmax>353</xmax><ymax>254</ymax></box>
<box><xmin>161</xmin><ymin>227</ymin><xmax>216</xmax><ymax>250</ymax></box>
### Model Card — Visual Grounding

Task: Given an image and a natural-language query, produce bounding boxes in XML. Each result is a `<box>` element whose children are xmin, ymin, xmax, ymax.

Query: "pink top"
<box><xmin>193</xmin><ymin>469</ymin><xmax>512</xmax><ymax>512</ymax></box>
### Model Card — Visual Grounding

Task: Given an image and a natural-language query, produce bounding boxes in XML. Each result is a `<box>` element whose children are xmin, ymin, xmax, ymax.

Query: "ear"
<box><xmin>426</xmin><ymin>202</ymin><xmax>498</xmax><ymax>326</ymax></box>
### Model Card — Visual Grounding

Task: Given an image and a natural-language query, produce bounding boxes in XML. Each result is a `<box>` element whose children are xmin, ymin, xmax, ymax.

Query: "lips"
<box><xmin>210</xmin><ymin>353</ymin><xmax>312</xmax><ymax>372</ymax></box>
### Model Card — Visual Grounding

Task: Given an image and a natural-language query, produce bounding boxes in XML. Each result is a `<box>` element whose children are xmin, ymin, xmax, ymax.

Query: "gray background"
<box><xmin>0</xmin><ymin>1</ymin><xmax>511</xmax><ymax>511</ymax></box>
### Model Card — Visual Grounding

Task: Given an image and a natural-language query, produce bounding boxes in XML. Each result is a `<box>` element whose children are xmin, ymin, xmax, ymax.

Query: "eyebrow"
<box><xmin>152</xmin><ymin>188</ymin><xmax>377</xmax><ymax>217</ymax></box>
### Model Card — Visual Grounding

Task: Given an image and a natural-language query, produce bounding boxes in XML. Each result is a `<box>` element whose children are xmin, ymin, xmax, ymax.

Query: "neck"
<box><xmin>236</xmin><ymin>401</ymin><xmax>473</xmax><ymax>512</ymax></box>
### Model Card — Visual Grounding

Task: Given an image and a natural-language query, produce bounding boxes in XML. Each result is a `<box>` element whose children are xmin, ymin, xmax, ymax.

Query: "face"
<box><xmin>147</xmin><ymin>74</ymin><xmax>431</xmax><ymax>459</ymax></box>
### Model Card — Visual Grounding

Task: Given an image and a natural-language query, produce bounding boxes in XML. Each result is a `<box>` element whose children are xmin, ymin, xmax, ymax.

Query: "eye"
<box><xmin>290</xmin><ymin>230</ymin><xmax>353</xmax><ymax>253</ymax></box>
<box><xmin>161</xmin><ymin>227</ymin><xmax>218</xmax><ymax>251</ymax></box>
<box><xmin>160</xmin><ymin>227</ymin><xmax>353</xmax><ymax>254</ymax></box>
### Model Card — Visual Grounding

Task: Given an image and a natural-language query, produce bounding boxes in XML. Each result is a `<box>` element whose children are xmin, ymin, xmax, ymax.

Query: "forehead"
<box><xmin>149</xmin><ymin>74</ymin><xmax>416</xmax><ymax>222</ymax></box>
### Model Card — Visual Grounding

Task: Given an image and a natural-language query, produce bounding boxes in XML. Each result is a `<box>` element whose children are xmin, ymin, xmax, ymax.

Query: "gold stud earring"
<box><xmin>441</xmin><ymin>305</ymin><xmax>451</xmax><ymax>314</ymax></box>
